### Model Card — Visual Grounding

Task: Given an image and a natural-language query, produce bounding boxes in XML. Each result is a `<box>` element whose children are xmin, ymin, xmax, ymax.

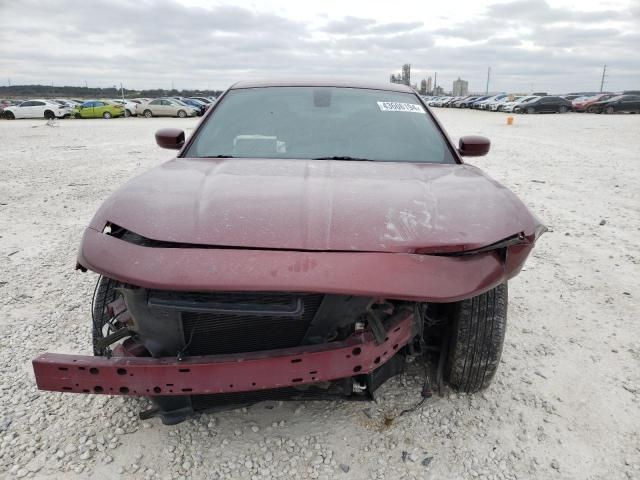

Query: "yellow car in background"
<box><xmin>74</xmin><ymin>100</ymin><xmax>124</xmax><ymax>119</ymax></box>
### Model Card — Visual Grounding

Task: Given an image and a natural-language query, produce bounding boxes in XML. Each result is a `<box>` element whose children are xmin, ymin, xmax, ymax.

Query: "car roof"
<box><xmin>229</xmin><ymin>78</ymin><xmax>415</xmax><ymax>93</ymax></box>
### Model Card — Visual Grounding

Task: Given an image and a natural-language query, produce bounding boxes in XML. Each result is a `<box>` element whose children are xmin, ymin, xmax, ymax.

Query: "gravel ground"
<box><xmin>1</xmin><ymin>110</ymin><xmax>639</xmax><ymax>480</ymax></box>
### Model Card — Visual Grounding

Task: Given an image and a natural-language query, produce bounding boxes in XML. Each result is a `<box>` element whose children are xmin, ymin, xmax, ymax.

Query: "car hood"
<box><xmin>89</xmin><ymin>158</ymin><xmax>543</xmax><ymax>253</ymax></box>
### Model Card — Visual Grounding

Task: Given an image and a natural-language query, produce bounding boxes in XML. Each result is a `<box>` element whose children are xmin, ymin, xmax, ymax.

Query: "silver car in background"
<box><xmin>137</xmin><ymin>98</ymin><xmax>199</xmax><ymax>118</ymax></box>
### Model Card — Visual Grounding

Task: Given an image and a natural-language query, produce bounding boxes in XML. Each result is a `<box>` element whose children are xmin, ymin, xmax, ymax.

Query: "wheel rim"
<box><xmin>606</xmin><ymin>106</ymin><xmax>614</xmax><ymax>114</ymax></box>
<box><xmin>44</xmin><ymin>111</ymin><xmax>54</xmax><ymax>119</ymax></box>
<box><xmin>559</xmin><ymin>106</ymin><xmax>566</xmax><ymax>113</ymax></box>
<box><xmin>178</xmin><ymin>110</ymin><xmax>186</xmax><ymax>118</ymax></box>
<box><xmin>144</xmin><ymin>110</ymin><xmax>152</xmax><ymax>118</ymax></box>
<box><xmin>104</xmin><ymin>112</ymin><xmax>111</xmax><ymax>119</ymax></box>
<box><xmin>527</xmin><ymin>107</ymin><xmax>534</xmax><ymax>114</ymax></box>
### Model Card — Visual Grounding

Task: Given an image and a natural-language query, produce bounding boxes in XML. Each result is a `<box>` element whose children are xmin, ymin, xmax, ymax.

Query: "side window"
<box><xmin>21</xmin><ymin>101</ymin><xmax>33</xmax><ymax>107</ymax></box>
<box><xmin>32</xmin><ymin>101</ymin><xmax>45</xmax><ymax>106</ymax></box>
<box><xmin>95</xmin><ymin>102</ymin><xmax>104</xmax><ymax>107</ymax></box>
<box><xmin>149</xmin><ymin>100</ymin><xmax>161</xmax><ymax>105</ymax></box>
<box><xmin>161</xmin><ymin>100</ymin><xmax>171</xmax><ymax>106</ymax></box>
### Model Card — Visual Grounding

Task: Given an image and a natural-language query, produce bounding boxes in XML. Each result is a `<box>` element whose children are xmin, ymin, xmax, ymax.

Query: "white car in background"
<box><xmin>501</xmin><ymin>96</ymin><xmax>540</xmax><ymax>113</ymax></box>
<box><xmin>3</xmin><ymin>99</ymin><xmax>71</xmax><ymax>119</ymax></box>
<box><xmin>109</xmin><ymin>99</ymin><xmax>139</xmax><ymax>117</ymax></box>
<box><xmin>489</xmin><ymin>96</ymin><xmax>522</xmax><ymax>111</ymax></box>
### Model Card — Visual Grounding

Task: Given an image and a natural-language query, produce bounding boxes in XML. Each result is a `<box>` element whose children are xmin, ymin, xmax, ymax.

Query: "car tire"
<box><xmin>177</xmin><ymin>110</ymin><xmax>187</xmax><ymax>118</ymax></box>
<box><xmin>103</xmin><ymin>112</ymin><xmax>112</xmax><ymax>119</ymax></box>
<box><xmin>44</xmin><ymin>110</ymin><xmax>55</xmax><ymax>119</ymax></box>
<box><xmin>144</xmin><ymin>109</ymin><xmax>153</xmax><ymax>118</ymax></box>
<box><xmin>445</xmin><ymin>283</ymin><xmax>507</xmax><ymax>393</ymax></box>
<box><xmin>559</xmin><ymin>106</ymin><xmax>567</xmax><ymax>113</ymax></box>
<box><xmin>526</xmin><ymin>107</ymin><xmax>535</xmax><ymax>114</ymax></box>
<box><xmin>605</xmin><ymin>106</ymin><xmax>615</xmax><ymax>114</ymax></box>
<box><xmin>4</xmin><ymin>111</ymin><xmax>15</xmax><ymax>120</ymax></box>
<box><xmin>91</xmin><ymin>276</ymin><xmax>123</xmax><ymax>356</ymax></box>
<box><xmin>74</xmin><ymin>113</ymin><xmax>82</xmax><ymax>119</ymax></box>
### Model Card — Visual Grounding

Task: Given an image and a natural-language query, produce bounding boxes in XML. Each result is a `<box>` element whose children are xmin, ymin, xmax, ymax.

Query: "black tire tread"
<box><xmin>445</xmin><ymin>283</ymin><xmax>507</xmax><ymax>393</ymax></box>
<box><xmin>91</xmin><ymin>276</ymin><xmax>122</xmax><ymax>356</ymax></box>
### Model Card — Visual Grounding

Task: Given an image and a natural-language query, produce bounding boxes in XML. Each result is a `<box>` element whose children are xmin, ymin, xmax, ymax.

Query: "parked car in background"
<box><xmin>442</xmin><ymin>97</ymin><xmax>461</xmax><ymax>107</ymax></box>
<box><xmin>449</xmin><ymin>96</ymin><xmax>473</xmax><ymax>108</ymax></box>
<box><xmin>109</xmin><ymin>99</ymin><xmax>139</xmax><ymax>117</ymax></box>
<box><xmin>572</xmin><ymin>94</ymin><xmax>617</xmax><ymax>112</ymax></box>
<box><xmin>501</xmin><ymin>96</ymin><xmax>539</xmax><ymax>112</ymax></box>
<box><xmin>0</xmin><ymin>99</ymin><xmax>14</xmax><ymax>114</ymax></box>
<box><xmin>561</xmin><ymin>94</ymin><xmax>584</xmax><ymax>101</ymax></box>
<box><xmin>139</xmin><ymin>98</ymin><xmax>199</xmax><ymax>118</ymax></box>
<box><xmin>457</xmin><ymin>96</ymin><xmax>485</xmax><ymax>108</ymax></box>
<box><xmin>53</xmin><ymin>99</ymin><xmax>79</xmax><ymax>108</ymax></box>
<box><xmin>74</xmin><ymin>100</ymin><xmax>124</xmax><ymax>119</ymax></box>
<box><xmin>476</xmin><ymin>94</ymin><xmax>508</xmax><ymax>110</ymax></box>
<box><xmin>181</xmin><ymin>98</ymin><xmax>207</xmax><ymax>116</ymax></box>
<box><xmin>490</xmin><ymin>96</ymin><xmax>521</xmax><ymax>111</ymax></box>
<box><xmin>587</xmin><ymin>95</ymin><xmax>640</xmax><ymax>114</ymax></box>
<box><xmin>3</xmin><ymin>99</ymin><xmax>71</xmax><ymax>119</ymax></box>
<box><xmin>188</xmin><ymin>97</ymin><xmax>214</xmax><ymax>105</ymax></box>
<box><xmin>514</xmin><ymin>96</ymin><xmax>572</xmax><ymax>114</ymax></box>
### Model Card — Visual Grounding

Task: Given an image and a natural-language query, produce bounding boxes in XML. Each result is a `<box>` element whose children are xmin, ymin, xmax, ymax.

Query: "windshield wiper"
<box><xmin>201</xmin><ymin>155</ymin><xmax>234</xmax><ymax>158</ymax></box>
<box><xmin>312</xmin><ymin>156</ymin><xmax>373</xmax><ymax>161</ymax></box>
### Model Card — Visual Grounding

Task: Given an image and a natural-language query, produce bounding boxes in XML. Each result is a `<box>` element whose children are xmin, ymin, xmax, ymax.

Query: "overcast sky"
<box><xmin>1</xmin><ymin>0</ymin><xmax>639</xmax><ymax>93</ymax></box>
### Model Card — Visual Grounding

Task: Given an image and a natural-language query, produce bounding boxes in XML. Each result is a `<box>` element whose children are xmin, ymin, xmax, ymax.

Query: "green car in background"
<box><xmin>74</xmin><ymin>100</ymin><xmax>124</xmax><ymax>119</ymax></box>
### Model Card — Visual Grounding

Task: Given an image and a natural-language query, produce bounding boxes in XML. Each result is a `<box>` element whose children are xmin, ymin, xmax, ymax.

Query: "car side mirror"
<box><xmin>155</xmin><ymin>128</ymin><xmax>185</xmax><ymax>150</ymax></box>
<box><xmin>458</xmin><ymin>135</ymin><xmax>490</xmax><ymax>157</ymax></box>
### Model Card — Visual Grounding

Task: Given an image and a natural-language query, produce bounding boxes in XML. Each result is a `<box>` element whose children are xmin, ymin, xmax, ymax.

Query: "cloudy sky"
<box><xmin>1</xmin><ymin>0</ymin><xmax>639</xmax><ymax>93</ymax></box>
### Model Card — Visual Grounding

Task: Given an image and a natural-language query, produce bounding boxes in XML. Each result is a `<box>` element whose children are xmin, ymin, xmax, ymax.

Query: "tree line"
<box><xmin>0</xmin><ymin>85</ymin><xmax>224</xmax><ymax>99</ymax></box>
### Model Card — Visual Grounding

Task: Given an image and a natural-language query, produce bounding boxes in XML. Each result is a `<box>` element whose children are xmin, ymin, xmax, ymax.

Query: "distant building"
<box><xmin>433</xmin><ymin>86</ymin><xmax>445</xmax><ymax>95</ymax></box>
<box><xmin>426</xmin><ymin>76</ymin><xmax>432</xmax><ymax>94</ymax></box>
<box><xmin>390</xmin><ymin>64</ymin><xmax>411</xmax><ymax>86</ymax></box>
<box><xmin>419</xmin><ymin>79</ymin><xmax>427</xmax><ymax>95</ymax></box>
<box><xmin>452</xmin><ymin>77</ymin><xmax>469</xmax><ymax>96</ymax></box>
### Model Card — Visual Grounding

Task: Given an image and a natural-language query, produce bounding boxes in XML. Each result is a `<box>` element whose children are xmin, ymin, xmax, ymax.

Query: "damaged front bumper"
<box><xmin>32</xmin><ymin>309</ymin><xmax>416</xmax><ymax>397</ymax></box>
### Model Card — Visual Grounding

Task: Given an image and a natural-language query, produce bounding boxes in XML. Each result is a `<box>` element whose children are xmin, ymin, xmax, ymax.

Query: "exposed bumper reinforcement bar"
<box><xmin>33</xmin><ymin>310</ymin><xmax>416</xmax><ymax>397</ymax></box>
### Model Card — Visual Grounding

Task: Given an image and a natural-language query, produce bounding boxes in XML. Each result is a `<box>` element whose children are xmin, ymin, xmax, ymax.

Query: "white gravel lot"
<box><xmin>1</xmin><ymin>109</ymin><xmax>639</xmax><ymax>480</ymax></box>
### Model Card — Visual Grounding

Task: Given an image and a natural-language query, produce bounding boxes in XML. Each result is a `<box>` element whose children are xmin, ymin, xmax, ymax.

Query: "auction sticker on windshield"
<box><xmin>377</xmin><ymin>102</ymin><xmax>425</xmax><ymax>113</ymax></box>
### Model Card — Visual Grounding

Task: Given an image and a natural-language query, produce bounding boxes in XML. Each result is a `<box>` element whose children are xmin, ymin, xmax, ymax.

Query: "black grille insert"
<box><xmin>175</xmin><ymin>292</ymin><xmax>324</xmax><ymax>355</ymax></box>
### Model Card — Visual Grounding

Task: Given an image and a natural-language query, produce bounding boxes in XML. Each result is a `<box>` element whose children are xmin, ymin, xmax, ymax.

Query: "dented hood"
<box><xmin>89</xmin><ymin>158</ymin><xmax>542</xmax><ymax>253</ymax></box>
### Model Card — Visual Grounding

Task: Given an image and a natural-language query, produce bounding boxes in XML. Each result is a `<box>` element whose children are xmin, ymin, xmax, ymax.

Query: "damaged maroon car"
<box><xmin>33</xmin><ymin>80</ymin><xmax>545</xmax><ymax>424</ymax></box>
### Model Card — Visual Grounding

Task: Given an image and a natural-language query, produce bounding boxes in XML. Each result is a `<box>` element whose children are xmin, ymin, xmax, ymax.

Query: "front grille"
<box><xmin>178</xmin><ymin>292</ymin><xmax>324</xmax><ymax>355</ymax></box>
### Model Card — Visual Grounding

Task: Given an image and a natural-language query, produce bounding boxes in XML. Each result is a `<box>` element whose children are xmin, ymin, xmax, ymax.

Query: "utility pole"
<box><xmin>600</xmin><ymin>65</ymin><xmax>607</xmax><ymax>92</ymax></box>
<box><xmin>485</xmin><ymin>67</ymin><xmax>491</xmax><ymax>94</ymax></box>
